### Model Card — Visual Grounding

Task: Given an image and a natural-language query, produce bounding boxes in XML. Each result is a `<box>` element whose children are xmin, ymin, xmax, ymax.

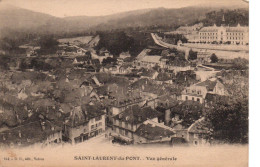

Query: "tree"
<box><xmin>210</xmin><ymin>53</ymin><xmax>218</xmax><ymax>63</ymax></box>
<box><xmin>102</xmin><ymin>57</ymin><xmax>117</xmax><ymax>65</ymax></box>
<box><xmin>205</xmin><ymin>98</ymin><xmax>248</xmax><ymax>143</ymax></box>
<box><xmin>232</xmin><ymin>58</ymin><xmax>249</xmax><ymax>70</ymax></box>
<box><xmin>96</xmin><ymin>31</ymin><xmax>134</xmax><ymax>56</ymax></box>
<box><xmin>38</xmin><ymin>35</ymin><xmax>59</xmax><ymax>49</ymax></box>
<box><xmin>37</xmin><ymin>35</ymin><xmax>59</xmax><ymax>54</ymax></box>
<box><xmin>188</xmin><ymin>49</ymin><xmax>197</xmax><ymax>60</ymax></box>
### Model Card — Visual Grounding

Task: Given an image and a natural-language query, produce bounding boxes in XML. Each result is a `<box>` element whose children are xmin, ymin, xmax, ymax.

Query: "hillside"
<box><xmin>0</xmin><ymin>4</ymin><xmax>249</xmax><ymax>39</ymax></box>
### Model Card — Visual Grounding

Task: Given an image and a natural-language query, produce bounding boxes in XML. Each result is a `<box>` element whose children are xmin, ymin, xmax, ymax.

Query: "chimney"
<box><xmin>144</xmin><ymin>130</ymin><xmax>148</xmax><ymax>138</ymax></box>
<box><xmin>41</xmin><ymin>121</ymin><xmax>46</xmax><ymax>131</ymax></box>
<box><xmin>164</xmin><ymin>131</ymin><xmax>167</xmax><ymax>136</ymax></box>
<box><xmin>138</xmin><ymin>116</ymin><xmax>142</xmax><ymax>122</ymax></box>
<box><xmin>18</xmin><ymin>130</ymin><xmax>22</xmax><ymax>138</ymax></box>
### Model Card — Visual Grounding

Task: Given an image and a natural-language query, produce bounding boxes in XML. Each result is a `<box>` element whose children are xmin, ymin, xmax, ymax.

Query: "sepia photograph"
<box><xmin>0</xmin><ymin>0</ymin><xmax>251</xmax><ymax>166</ymax></box>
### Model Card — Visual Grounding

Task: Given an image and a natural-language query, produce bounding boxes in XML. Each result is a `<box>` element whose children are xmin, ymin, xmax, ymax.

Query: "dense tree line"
<box><xmin>202</xmin><ymin>9</ymin><xmax>249</xmax><ymax>27</ymax></box>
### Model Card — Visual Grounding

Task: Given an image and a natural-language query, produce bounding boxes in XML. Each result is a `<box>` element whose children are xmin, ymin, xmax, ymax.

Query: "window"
<box><xmin>125</xmin><ymin>122</ymin><xmax>128</xmax><ymax>129</ymax></box>
<box><xmin>197</xmin><ymin>98</ymin><xmax>200</xmax><ymax>102</ymax></box>
<box><xmin>185</xmin><ymin>96</ymin><xmax>188</xmax><ymax>100</ymax></box>
<box><xmin>125</xmin><ymin>130</ymin><xmax>128</xmax><ymax>136</ymax></box>
<box><xmin>192</xmin><ymin>97</ymin><xmax>194</xmax><ymax>101</ymax></box>
<box><xmin>91</xmin><ymin>125</ymin><xmax>95</xmax><ymax>129</ymax></box>
<box><xmin>95</xmin><ymin>116</ymin><xmax>102</xmax><ymax>121</ymax></box>
<box><xmin>119</xmin><ymin>121</ymin><xmax>122</xmax><ymax>127</ymax></box>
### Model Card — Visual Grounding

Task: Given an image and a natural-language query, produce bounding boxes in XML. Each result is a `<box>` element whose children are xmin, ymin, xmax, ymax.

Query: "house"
<box><xmin>18</xmin><ymin>87</ymin><xmax>28</xmax><ymax>100</ymax></box>
<box><xmin>138</xmin><ymin>56</ymin><xmax>162</xmax><ymax>68</ymax></box>
<box><xmin>166</xmin><ymin>23</ymin><xmax>203</xmax><ymax>43</ymax></box>
<box><xmin>0</xmin><ymin>120</ymin><xmax>62</xmax><ymax>148</ymax></box>
<box><xmin>197</xmin><ymin>50</ymin><xmax>211</xmax><ymax>64</ymax></box>
<box><xmin>119</xmin><ymin>51</ymin><xmax>131</xmax><ymax>59</ymax></box>
<box><xmin>181</xmin><ymin>78</ymin><xmax>228</xmax><ymax>104</ymax></box>
<box><xmin>26</xmin><ymin>49</ymin><xmax>38</xmax><ymax>57</ymax></box>
<box><xmin>76</xmin><ymin>48</ymin><xmax>86</xmax><ymax>55</ymax></box>
<box><xmin>156</xmin><ymin>95</ymin><xmax>179</xmax><ymax>126</ymax></box>
<box><xmin>110</xmin><ymin>105</ymin><xmax>163</xmax><ymax>144</ymax></box>
<box><xmin>118</xmin><ymin>64</ymin><xmax>132</xmax><ymax>74</ymax></box>
<box><xmin>56</xmin><ymin>50</ymin><xmax>66</xmax><ymax>56</ymax></box>
<box><xmin>187</xmin><ymin>117</ymin><xmax>209</xmax><ymax>146</ymax></box>
<box><xmin>204</xmin><ymin>93</ymin><xmax>229</xmax><ymax>108</ymax></box>
<box><xmin>133</xmin><ymin>119</ymin><xmax>175</xmax><ymax>144</ymax></box>
<box><xmin>63</xmin><ymin>105</ymin><xmax>106</xmax><ymax>144</ymax></box>
<box><xmin>100</xmin><ymin>64</ymin><xmax>118</xmax><ymax>74</ymax></box>
<box><xmin>139</xmin><ymin>69</ymin><xmax>159</xmax><ymax>80</ymax></box>
<box><xmin>73</xmin><ymin>56</ymin><xmax>91</xmax><ymax>64</ymax></box>
<box><xmin>155</xmin><ymin>72</ymin><xmax>173</xmax><ymax>84</ymax></box>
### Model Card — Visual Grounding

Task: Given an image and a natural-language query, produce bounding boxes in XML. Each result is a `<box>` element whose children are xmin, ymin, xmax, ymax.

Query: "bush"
<box><xmin>188</xmin><ymin>49</ymin><xmax>197</xmax><ymax>60</ymax></box>
<box><xmin>210</xmin><ymin>53</ymin><xmax>218</xmax><ymax>63</ymax></box>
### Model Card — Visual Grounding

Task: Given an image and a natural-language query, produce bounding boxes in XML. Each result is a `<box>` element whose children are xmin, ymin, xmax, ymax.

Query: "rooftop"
<box><xmin>114</xmin><ymin>105</ymin><xmax>163</xmax><ymax>125</ymax></box>
<box><xmin>135</xmin><ymin>121</ymin><xmax>175</xmax><ymax>140</ymax></box>
<box><xmin>0</xmin><ymin>120</ymin><xmax>62</xmax><ymax>147</ymax></box>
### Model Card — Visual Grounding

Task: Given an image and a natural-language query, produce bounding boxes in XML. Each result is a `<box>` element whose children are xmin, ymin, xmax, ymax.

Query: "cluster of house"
<box><xmin>167</xmin><ymin>16</ymin><xmax>249</xmax><ymax>45</ymax></box>
<box><xmin>0</xmin><ymin>31</ymin><xmax>235</xmax><ymax>149</ymax></box>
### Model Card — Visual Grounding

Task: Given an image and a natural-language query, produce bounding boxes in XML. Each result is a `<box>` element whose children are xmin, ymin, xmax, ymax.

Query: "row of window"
<box><xmin>115</xmin><ymin>119</ymin><xmax>134</xmax><ymax>130</ymax></box>
<box><xmin>90</xmin><ymin>122</ymin><xmax>102</xmax><ymax>129</ymax></box>
<box><xmin>200</xmin><ymin>32</ymin><xmax>217</xmax><ymax>35</ymax></box>
<box><xmin>227</xmin><ymin>37</ymin><xmax>244</xmax><ymax>40</ymax></box>
<box><xmin>90</xmin><ymin>115</ymin><xmax>102</xmax><ymax>123</ymax></box>
<box><xmin>200</xmin><ymin>37</ymin><xmax>217</xmax><ymax>40</ymax></box>
<box><xmin>226</xmin><ymin>32</ymin><xmax>244</xmax><ymax>36</ymax></box>
<box><xmin>200</xmin><ymin>32</ymin><xmax>245</xmax><ymax>36</ymax></box>
<box><xmin>114</xmin><ymin>127</ymin><xmax>132</xmax><ymax>138</ymax></box>
<box><xmin>185</xmin><ymin>96</ymin><xmax>201</xmax><ymax>102</ymax></box>
<box><xmin>186</xmin><ymin>89</ymin><xmax>201</xmax><ymax>95</ymax></box>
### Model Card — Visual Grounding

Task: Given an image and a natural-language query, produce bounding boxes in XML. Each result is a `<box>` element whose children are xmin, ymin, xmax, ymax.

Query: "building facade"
<box><xmin>199</xmin><ymin>24</ymin><xmax>249</xmax><ymax>45</ymax></box>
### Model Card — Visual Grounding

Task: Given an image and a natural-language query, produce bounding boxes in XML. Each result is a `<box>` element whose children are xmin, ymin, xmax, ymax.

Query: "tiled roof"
<box><xmin>140</xmin><ymin>56</ymin><xmax>161</xmax><ymax>64</ymax></box>
<box><xmin>0</xmin><ymin>120</ymin><xmax>62</xmax><ymax>147</ymax></box>
<box><xmin>135</xmin><ymin>122</ymin><xmax>175</xmax><ymax>140</ymax></box>
<box><xmin>195</xmin><ymin>80</ymin><xmax>217</xmax><ymax>91</ymax></box>
<box><xmin>188</xmin><ymin>117</ymin><xmax>209</xmax><ymax>134</ymax></box>
<box><xmin>199</xmin><ymin>26</ymin><xmax>219</xmax><ymax>32</ymax></box>
<box><xmin>66</xmin><ymin>104</ymin><xmax>105</xmax><ymax>127</ymax></box>
<box><xmin>205</xmin><ymin>93</ymin><xmax>229</xmax><ymax>103</ymax></box>
<box><xmin>114</xmin><ymin>105</ymin><xmax>162</xmax><ymax>125</ymax></box>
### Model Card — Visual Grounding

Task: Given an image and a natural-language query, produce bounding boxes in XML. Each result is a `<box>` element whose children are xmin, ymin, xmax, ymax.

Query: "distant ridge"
<box><xmin>0</xmin><ymin>4</ymin><xmax>248</xmax><ymax>38</ymax></box>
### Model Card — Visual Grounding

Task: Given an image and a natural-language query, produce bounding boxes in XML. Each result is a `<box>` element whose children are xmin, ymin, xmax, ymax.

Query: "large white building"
<box><xmin>199</xmin><ymin>24</ymin><xmax>249</xmax><ymax>45</ymax></box>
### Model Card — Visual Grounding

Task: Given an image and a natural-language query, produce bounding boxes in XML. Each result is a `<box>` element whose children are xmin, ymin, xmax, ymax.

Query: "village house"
<box><xmin>156</xmin><ymin>95</ymin><xmax>179</xmax><ymax>126</ymax></box>
<box><xmin>187</xmin><ymin>117</ymin><xmax>209</xmax><ymax>146</ymax></box>
<box><xmin>181</xmin><ymin>78</ymin><xmax>228</xmax><ymax>104</ymax></box>
<box><xmin>63</xmin><ymin>104</ymin><xmax>106</xmax><ymax>145</ymax></box>
<box><xmin>137</xmin><ymin>56</ymin><xmax>162</xmax><ymax>68</ymax></box>
<box><xmin>110</xmin><ymin>105</ymin><xmax>163</xmax><ymax>144</ymax></box>
<box><xmin>196</xmin><ymin>50</ymin><xmax>211</xmax><ymax>64</ymax></box>
<box><xmin>133</xmin><ymin>119</ymin><xmax>175</xmax><ymax>144</ymax></box>
<box><xmin>165</xmin><ymin>23</ymin><xmax>203</xmax><ymax>43</ymax></box>
<box><xmin>0</xmin><ymin>120</ymin><xmax>62</xmax><ymax>148</ymax></box>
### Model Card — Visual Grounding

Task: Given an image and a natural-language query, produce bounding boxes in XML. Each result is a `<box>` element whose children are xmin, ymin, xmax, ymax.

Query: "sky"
<box><xmin>1</xmin><ymin>0</ymin><xmax>248</xmax><ymax>17</ymax></box>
